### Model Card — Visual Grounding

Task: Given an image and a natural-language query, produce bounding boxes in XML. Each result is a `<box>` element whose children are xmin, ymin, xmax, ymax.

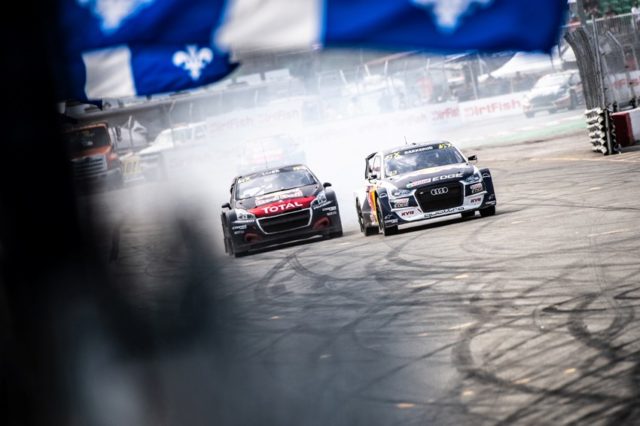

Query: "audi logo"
<box><xmin>430</xmin><ymin>187</ymin><xmax>449</xmax><ymax>196</ymax></box>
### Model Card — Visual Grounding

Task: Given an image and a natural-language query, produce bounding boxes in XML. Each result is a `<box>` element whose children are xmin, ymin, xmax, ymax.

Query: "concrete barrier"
<box><xmin>611</xmin><ymin>108</ymin><xmax>640</xmax><ymax>147</ymax></box>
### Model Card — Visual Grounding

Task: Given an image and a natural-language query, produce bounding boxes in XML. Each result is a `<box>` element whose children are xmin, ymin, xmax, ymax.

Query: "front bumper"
<box><xmin>73</xmin><ymin>167</ymin><xmax>122</xmax><ymax>185</ymax></box>
<box><xmin>380</xmin><ymin>176</ymin><xmax>497</xmax><ymax>227</ymax></box>
<box><xmin>387</xmin><ymin>193</ymin><xmax>488</xmax><ymax>225</ymax></box>
<box><xmin>228</xmin><ymin>204</ymin><xmax>341</xmax><ymax>252</ymax></box>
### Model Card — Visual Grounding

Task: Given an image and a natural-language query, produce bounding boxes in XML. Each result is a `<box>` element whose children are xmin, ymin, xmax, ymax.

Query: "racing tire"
<box><xmin>329</xmin><ymin>228</ymin><xmax>344</xmax><ymax>239</ymax></box>
<box><xmin>364</xmin><ymin>226</ymin><xmax>379</xmax><ymax>236</ymax></box>
<box><xmin>356</xmin><ymin>200</ymin><xmax>365</xmax><ymax>233</ymax></box>
<box><xmin>223</xmin><ymin>237</ymin><xmax>234</xmax><ymax>256</ymax></box>
<box><xmin>231</xmin><ymin>243</ymin><xmax>248</xmax><ymax>258</ymax></box>
<box><xmin>461</xmin><ymin>210</ymin><xmax>475</xmax><ymax>218</ymax></box>
<box><xmin>233</xmin><ymin>250</ymin><xmax>248</xmax><ymax>258</ymax></box>
<box><xmin>376</xmin><ymin>198</ymin><xmax>398</xmax><ymax>237</ymax></box>
<box><xmin>358</xmin><ymin>199</ymin><xmax>379</xmax><ymax>236</ymax></box>
<box><xmin>480</xmin><ymin>206</ymin><xmax>496</xmax><ymax>217</ymax></box>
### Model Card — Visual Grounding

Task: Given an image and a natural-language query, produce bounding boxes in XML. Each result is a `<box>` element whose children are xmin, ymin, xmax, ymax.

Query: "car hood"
<box><xmin>235</xmin><ymin>184</ymin><xmax>322</xmax><ymax>217</ymax></box>
<box><xmin>385</xmin><ymin>164</ymin><xmax>474</xmax><ymax>189</ymax></box>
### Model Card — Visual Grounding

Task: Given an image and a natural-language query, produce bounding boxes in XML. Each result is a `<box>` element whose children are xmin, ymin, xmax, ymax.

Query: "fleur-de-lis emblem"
<box><xmin>172</xmin><ymin>45</ymin><xmax>214</xmax><ymax>81</ymax></box>
<box><xmin>412</xmin><ymin>0</ymin><xmax>493</xmax><ymax>32</ymax></box>
<box><xmin>78</xmin><ymin>0</ymin><xmax>154</xmax><ymax>34</ymax></box>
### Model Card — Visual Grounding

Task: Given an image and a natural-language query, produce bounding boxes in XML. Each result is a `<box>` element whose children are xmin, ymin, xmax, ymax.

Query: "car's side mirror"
<box><xmin>369</xmin><ymin>173</ymin><xmax>379</xmax><ymax>180</ymax></box>
<box><xmin>222</xmin><ymin>202</ymin><xmax>231</xmax><ymax>209</ymax></box>
<box><xmin>467</xmin><ymin>155</ymin><xmax>478</xmax><ymax>163</ymax></box>
<box><xmin>323</xmin><ymin>182</ymin><xmax>332</xmax><ymax>188</ymax></box>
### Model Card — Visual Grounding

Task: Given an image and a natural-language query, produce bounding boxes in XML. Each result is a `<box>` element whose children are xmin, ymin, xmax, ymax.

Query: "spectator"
<box><xmin>632</xmin><ymin>2</ymin><xmax>640</xmax><ymax>23</ymax></box>
<box><xmin>604</xmin><ymin>6</ymin><xmax>616</xmax><ymax>18</ymax></box>
<box><xmin>587</xmin><ymin>5</ymin><xmax>602</xmax><ymax>18</ymax></box>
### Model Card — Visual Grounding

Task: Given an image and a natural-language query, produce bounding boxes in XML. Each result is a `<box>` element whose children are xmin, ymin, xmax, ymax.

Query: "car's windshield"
<box><xmin>236</xmin><ymin>168</ymin><xmax>317</xmax><ymax>199</ymax></box>
<box><xmin>534</xmin><ymin>74</ymin><xmax>569</xmax><ymax>88</ymax></box>
<box><xmin>65</xmin><ymin>127</ymin><xmax>110</xmax><ymax>155</ymax></box>
<box><xmin>384</xmin><ymin>143</ymin><xmax>465</xmax><ymax>176</ymax></box>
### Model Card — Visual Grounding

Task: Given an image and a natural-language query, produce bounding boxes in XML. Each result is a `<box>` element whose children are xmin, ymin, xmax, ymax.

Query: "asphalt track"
<box><xmin>79</xmin><ymin>131</ymin><xmax>640</xmax><ymax>425</ymax></box>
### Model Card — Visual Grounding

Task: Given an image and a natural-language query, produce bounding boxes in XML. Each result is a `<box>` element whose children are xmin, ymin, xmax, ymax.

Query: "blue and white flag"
<box><xmin>216</xmin><ymin>0</ymin><xmax>568</xmax><ymax>54</ymax></box>
<box><xmin>57</xmin><ymin>0</ymin><xmax>567</xmax><ymax>101</ymax></box>
<box><xmin>57</xmin><ymin>0</ymin><xmax>237</xmax><ymax>101</ymax></box>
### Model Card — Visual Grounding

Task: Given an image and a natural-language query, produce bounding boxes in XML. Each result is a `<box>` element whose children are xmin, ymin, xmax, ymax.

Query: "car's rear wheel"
<box><xmin>365</xmin><ymin>226</ymin><xmax>378</xmax><ymax>236</ymax></box>
<box><xmin>358</xmin><ymin>199</ymin><xmax>378</xmax><ymax>236</ymax></box>
<box><xmin>356</xmin><ymin>200</ymin><xmax>365</xmax><ymax>233</ymax></box>
<box><xmin>377</xmin><ymin>198</ymin><xmax>397</xmax><ymax>236</ymax></box>
<box><xmin>480</xmin><ymin>206</ymin><xmax>496</xmax><ymax>217</ymax></box>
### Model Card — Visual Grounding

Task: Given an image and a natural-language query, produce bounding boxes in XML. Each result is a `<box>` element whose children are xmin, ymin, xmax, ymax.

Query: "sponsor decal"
<box><xmin>322</xmin><ymin>206</ymin><xmax>337</xmax><ymax>212</ymax></box>
<box><xmin>463</xmin><ymin>99</ymin><xmax>522</xmax><ymax>118</ymax></box>
<box><xmin>313</xmin><ymin>201</ymin><xmax>331</xmax><ymax>209</ymax></box>
<box><xmin>249</xmin><ymin>196</ymin><xmax>315</xmax><ymax>217</ymax></box>
<box><xmin>384</xmin><ymin>152</ymin><xmax>401</xmax><ymax>160</ymax></box>
<box><xmin>392</xmin><ymin>198</ymin><xmax>410</xmax><ymax>208</ymax></box>
<box><xmin>255</xmin><ymin>189</ymin><xmax>304</xmax><ymax>206</ymax></box>
<box><xmin>432</xmin><ymin>107</ymin><xmax>460</xmax><ymax>121</ymax></box>
<box><xmin>233</xmin><ymin>230</ymin><xmax>245</xmax><ymax>235</ymax></box>
<box><xmin>262</xmin><ymin>169</ymin><xmax>281</xmax><ymax>175</ymax></box>
<box><xmin>470</xmin><ymin>197</ymin><xmax>482</xmax><ymax>204</ymax></box>
<box><xmin>399</xmin><ymin>209</ymin><xmax>420</xmax><ymax>218</ymax></box>
<box><xmin>425</xmin><ymin>206</ymin><xmax>465</xmax><ymax>218</ymax></box>
<box><xmin>232</xmin><ymin>224</ymin><xmax>248</xmax><ymax>230</ymax></box>
<box><xmin>386</xmin><ymin>219</ymin><xmax>399</xmax><ymax>225</ymax></box>
<box><xmin>470</xmin><ymin>183</ymin><xmax>484</xmax><ymax>194</ymax></box>
<box><xmin>407</xmin><ymin>172</ymin><xmax>463</xmax><ymax>188</ymax></box>
<box><xmin>262</xmin><ymin>201</ymin><xmax>303</xmax><ymax>214</ymax></box>
<box><xmin>430</xmin><ymin>187</ymin><xmax>449</xmax><ymax>196</ymax></box>
<box><xmin>326</xmin><ymin>211</ymin><xmax>338</xmax><ymax>216</ymax></box>
<box><xmin>384</xmin><ymin>214</ymin><xmax>396</xmax><ymax>221</ymax></box>
<box><xmin>379</xmin><ymin>192</ymin><xmax>388</xmax><ymax>198</ymax></box>
<box><xmin>403</xmin><ymin>146</ymin><xmax>435</xmax><ymax>155</ymax></box>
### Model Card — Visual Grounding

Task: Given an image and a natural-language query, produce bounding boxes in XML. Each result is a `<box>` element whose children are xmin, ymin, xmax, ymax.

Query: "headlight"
<box><xmin>390</xmin><ymin>188</ymin><xmax>413</xmax><ymax>198</ymax></box>
<box><xmin>312</xmin><ymin>191</ymin><xmax>328</xmax><ymax>206</ymax></box>
<box><xmin>464</xmin><ymin>172</ymin><xmax>482</xmax><ymax>184</ymax></box>
<box><xmin>235</xmin><ymin>209</ymin><xmax>255</xmax><ymax>221</ymax></box>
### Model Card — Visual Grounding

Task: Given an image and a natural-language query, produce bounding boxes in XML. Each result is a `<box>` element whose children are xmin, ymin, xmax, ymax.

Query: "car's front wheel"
<box><xmin>329</xmin><ymin>227</ymin><xmax>343</xmax><ymax>238</ymax></box>
<box><xmin>480</xmin><ymin>206</ymin><xmax>496</xmax><ymax>217</ymax></box>
<box><xmin>226</xmin><ymin>238</ymin><xmax>248</xmax><ymax>258</ymax></box>
<box><xmin>377</xmin><ymin>198</ymin><xmax>398</xmax><ymax>236</ymax></box>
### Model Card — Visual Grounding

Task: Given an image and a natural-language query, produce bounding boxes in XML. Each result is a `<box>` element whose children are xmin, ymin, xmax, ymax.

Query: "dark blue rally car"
<box><xmin>355</xmin><ymin>141</ymin><xmax>497</xmax><ymax>236</ymax></box>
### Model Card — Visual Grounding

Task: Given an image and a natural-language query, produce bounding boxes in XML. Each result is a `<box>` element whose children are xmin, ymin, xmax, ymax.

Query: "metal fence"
<box><xmin>566</xmin><ymin>13</ymin><xmax>640</xmax><ymax>110</ymax></box>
